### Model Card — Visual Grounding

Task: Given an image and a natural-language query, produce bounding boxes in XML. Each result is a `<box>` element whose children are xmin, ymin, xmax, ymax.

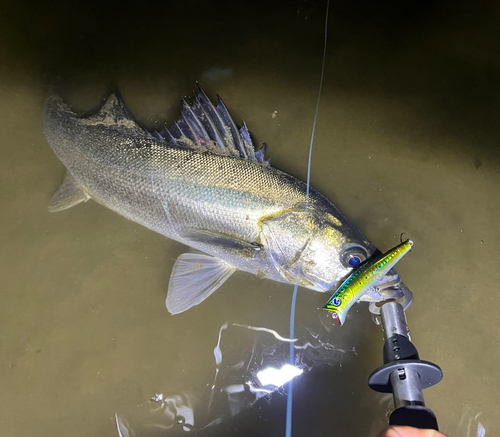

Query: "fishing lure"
<box><xmin>324</xmin><ymin>239</ymin><xmax>413</xmax><ymax>326</ymax></box>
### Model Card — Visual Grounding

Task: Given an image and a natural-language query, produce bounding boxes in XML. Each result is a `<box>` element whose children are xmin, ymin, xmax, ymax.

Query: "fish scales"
<box><xmin>46</xmin><ymin>98</ymin><xmax>322</xmax><ymax>242</ymax></box>
<box><xmin>44</xmin><ymin>88</ymin><xmax>405</xmax><ymax>314</ymax></box>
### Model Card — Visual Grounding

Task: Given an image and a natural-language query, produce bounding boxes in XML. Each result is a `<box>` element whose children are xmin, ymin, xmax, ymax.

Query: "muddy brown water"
<box><xmin>1</xmin><ymin>1</ymin><xmax>499</xmax><ymax>436</ymax></box>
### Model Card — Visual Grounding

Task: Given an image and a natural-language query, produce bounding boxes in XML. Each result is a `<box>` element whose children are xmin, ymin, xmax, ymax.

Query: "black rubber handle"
<box><xmin>389</xmin><ymin>406</ymin><xmax>439</xmax><ymax>430</ymax></box>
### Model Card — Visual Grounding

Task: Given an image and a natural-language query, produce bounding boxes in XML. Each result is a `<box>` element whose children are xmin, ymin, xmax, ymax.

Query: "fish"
<box><xmin>324</xmin><ymin>239</ymin><xmax>413</xmax><ymax>326</ymax></box>
<box><xmin>43</xmin><ymin>85</ymin><xmax>405</xmax><ymax>314</ymax></box>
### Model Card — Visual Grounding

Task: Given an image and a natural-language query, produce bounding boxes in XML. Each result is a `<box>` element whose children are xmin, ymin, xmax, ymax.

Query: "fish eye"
<box><xmin>348</xmin><ymin>256</ymin><xmax>361</xmax><ymax>267</ymax></box>
<box><xmin>342</xmin><ymin>247</ymin><xmax>368</xmax><ymax>268</ymax></box>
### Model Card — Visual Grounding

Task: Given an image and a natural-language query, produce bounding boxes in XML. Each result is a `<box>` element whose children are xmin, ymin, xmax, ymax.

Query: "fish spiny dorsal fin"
<box><xmin>180</xmin><ymin>98</ymin><xmax>213</xmax><ymax>147</ymax></box>
<box><xmin>209</xmin><ymin>90</ymin><xmax>267</xmax><ymax>162</ymax></box>
<box><xmin>255</xmin><ymin>143</ymin><xmax>269</xmax><ymax>165</ymax></box>
<box><xmin>170</xmin><ymin>119</ymin><xmax>194</xmax><ymax>143</ymax></box>
<box><xmin>215</xmin><ymin>94</ymin><xmax>248</xmax><ymax>158</ymax></box>
<box><xmin>192</xmin><ymin>86</ymin><xmax>226</xmax><ymax>150</ymax></box>
<box><xmin>159</xmin><ymin>125</ymin><xmax>177</xmax><ymax>144</ymax></box>
<box><xmin>153</xmin><ymin>84</ymin><xmax>270</xmax><ymax>164</ymax></box>
<box><xmin>151</xmin><ymin>130</ymin><xmax>164</xmax><ymax>141</ymax></box>
<box><xmin>239</xmin><ymin>120</ymin><xmax>256</xmax><ymax>160</ymax></box>
<box><xmin>195</xmin><ymin>84</ymin><xmax>235</xmax><ymax>152</ymax></box>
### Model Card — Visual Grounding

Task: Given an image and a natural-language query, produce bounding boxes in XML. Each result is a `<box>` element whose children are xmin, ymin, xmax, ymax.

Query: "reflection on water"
<box><xmin>256</xmin><ymin>364</ymin><xmax>303</xmax><ymax>387</ymax></box>
<box><xmin>115</xmin><ymin>313</ymin><xmax>356</xmax><ymax>434</ymax></box>
<box><xmin>441</xmin><ymin>407</ymin><xmax>488</xmax><ymax>437</ymax></box>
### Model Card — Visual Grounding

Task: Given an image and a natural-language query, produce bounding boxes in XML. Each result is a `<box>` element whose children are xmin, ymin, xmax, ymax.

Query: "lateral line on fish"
<box><xmin>287</xmin><ymin>2</ymin><xmax>330</xmax><ymax>437</ymax></box>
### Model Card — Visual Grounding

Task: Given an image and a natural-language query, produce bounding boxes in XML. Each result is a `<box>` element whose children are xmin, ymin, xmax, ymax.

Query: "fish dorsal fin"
<box><xmin>153</xmin><ymin>84</ymin><xmax>270</xmax><ymax>164</ymax></box>
<box><xmin>48</xmin><ymin>171</ymin><xmax>90</xmax><ymax>212</ymax></box>
<box><xmin>166</xmin><ymin>252</ymin><xmax>236</xmax><ymax>314</ymax></box>
<box><xmin>83</xmin><ymin>92</ymin><xmax>143</xmax><ymax>134</ymax></box>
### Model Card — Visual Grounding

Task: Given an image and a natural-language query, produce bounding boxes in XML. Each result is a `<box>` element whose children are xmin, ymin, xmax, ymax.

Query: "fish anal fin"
<box><xmin>48</xmin><ymin>172</ymin><xmax>90</xmax><ymax>212</ymax></box>
<box><xmin>166</xmin><ymin>252</ymin><xmax>236</xmax><ymax>314</ymax></box>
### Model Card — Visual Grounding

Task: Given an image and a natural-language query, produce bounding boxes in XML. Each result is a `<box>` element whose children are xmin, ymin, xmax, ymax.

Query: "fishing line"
<box><xmin>285</xmin><ymin>1</ymin><xmax>330</xmax><ymax>436</ymax></box>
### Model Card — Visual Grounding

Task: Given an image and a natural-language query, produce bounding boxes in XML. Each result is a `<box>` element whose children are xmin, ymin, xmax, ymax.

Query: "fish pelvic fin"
<box><xmin>166</xmin><ymin>252</ymin><xmax>236</xmax><ymax>314</ymax></box>
<box><xmin>48</xmin><ymin>171</ymin><xmax>90</xmax><ymax>212</ymax></box>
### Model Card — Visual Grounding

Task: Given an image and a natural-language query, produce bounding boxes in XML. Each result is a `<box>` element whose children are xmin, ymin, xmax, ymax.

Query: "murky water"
<box><xmin>1</xmin><ymin>1</ymin><xmax>499</xmax><ymax>436</ymax></box>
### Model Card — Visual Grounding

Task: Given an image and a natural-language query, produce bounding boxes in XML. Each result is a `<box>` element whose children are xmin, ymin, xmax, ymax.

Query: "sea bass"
<box><xmin>44</xmin><ymin>86</ymin><xmax>403</xmax><ymax>314</ymax></box>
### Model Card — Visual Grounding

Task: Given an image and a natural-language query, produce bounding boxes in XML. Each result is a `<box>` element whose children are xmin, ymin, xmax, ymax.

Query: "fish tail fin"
<box><xmin>48</xmin><ymin>171</ymin><xmax>90</xmax><ymax>212</ymax></box>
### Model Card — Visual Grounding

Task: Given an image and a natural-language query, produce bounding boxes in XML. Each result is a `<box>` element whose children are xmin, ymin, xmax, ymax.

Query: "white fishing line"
<box><xmin>286</xmin><ymin>1</ymin><xmax>330</xmax><ymax>437</ymax></box>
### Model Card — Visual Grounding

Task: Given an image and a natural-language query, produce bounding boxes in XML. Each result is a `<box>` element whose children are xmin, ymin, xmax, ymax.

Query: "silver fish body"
<box><xmin>44</xmin><ymin>89</ymin><xmax>402</xmax><ymax>314</ymax></box>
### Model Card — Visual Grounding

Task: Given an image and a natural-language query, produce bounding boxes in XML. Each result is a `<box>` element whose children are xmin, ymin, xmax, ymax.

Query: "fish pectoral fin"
<box><xmin>181</xmin><ymin>229</ymin><xmax>263</xmax><ymax>257</ymax></box>
<box><xmin>48</xmin><ymin>171</ymin><xmax>90</xmax><ymax>212</ymax></box>
<box><xmin>166</xmin><ymin>252</ymin><xmax>236</xmax><ymax>314</ymax></box>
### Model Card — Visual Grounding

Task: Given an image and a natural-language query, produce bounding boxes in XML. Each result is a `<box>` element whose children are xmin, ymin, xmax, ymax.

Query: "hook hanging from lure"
<box><xmin>324</xmin><ymin>239</ymin><xmax>413</xmax><ymax>326</ymax></box>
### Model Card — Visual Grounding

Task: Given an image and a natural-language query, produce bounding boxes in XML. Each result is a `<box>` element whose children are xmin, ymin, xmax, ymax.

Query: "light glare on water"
<box><xmin>257</xmin><ymin>365</ymin><xmax>303</xmax><ymax>388</ymax></box>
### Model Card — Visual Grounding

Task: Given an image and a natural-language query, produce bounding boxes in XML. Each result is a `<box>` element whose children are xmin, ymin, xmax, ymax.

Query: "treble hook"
<box><xmin>400</xmin><ymin>232</ymin><xmax>413</xmax><ymax>252</ymax></box>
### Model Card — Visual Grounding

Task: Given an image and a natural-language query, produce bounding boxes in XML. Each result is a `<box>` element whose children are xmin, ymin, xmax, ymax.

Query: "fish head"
<box><xmin>259</xmin><ymin>204</ymin><xmax>387</xmax><ymax>292</ymax></box>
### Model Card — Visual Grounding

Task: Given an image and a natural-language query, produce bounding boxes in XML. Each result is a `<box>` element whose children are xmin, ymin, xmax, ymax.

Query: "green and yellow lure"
<box><xmin>324</xmin><ymin>239</ymin><xmax>413</xmax><ymax>326</ymax></box>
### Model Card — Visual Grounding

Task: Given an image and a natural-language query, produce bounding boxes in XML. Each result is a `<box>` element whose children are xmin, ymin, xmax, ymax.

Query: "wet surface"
<box><xmin>1</xmin><ymin>1</ymin><xmax>499</xmax><ymax>436</ymax></box>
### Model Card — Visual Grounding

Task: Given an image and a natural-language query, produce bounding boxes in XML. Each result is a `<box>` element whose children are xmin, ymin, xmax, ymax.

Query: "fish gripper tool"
<box><xmin>368</xmin><ymin>297</ymin><xmax>443</xmax><ymax>431</ymax></box>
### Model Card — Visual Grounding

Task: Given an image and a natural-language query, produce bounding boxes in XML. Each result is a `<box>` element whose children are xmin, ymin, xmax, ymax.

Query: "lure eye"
<box><xmin>332</xmin><ymin>298</ymin><xmax>341</xmax><ymax>306</ymax></box>
<box><xmin>342</xmin><ymin>246</ymin><xmax>368</xmax><ymax>268</ymax></box>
